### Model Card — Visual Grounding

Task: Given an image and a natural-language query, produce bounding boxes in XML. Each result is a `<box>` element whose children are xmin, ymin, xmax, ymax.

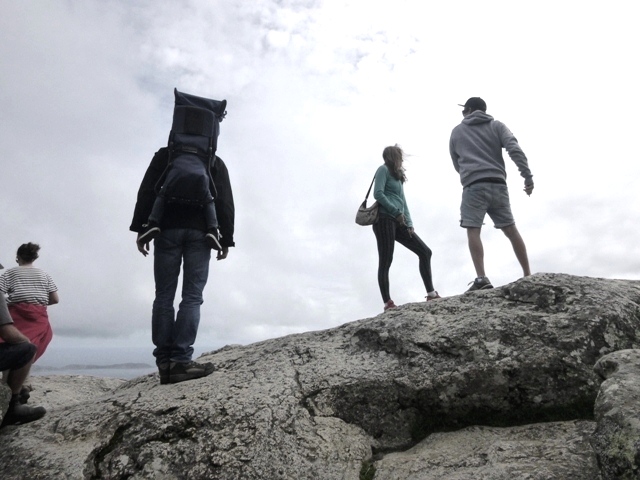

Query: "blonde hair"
<box><xmin>382</xmin><ymin>144</ymin><xmax>406</xmax><ymax>183</ymax></box>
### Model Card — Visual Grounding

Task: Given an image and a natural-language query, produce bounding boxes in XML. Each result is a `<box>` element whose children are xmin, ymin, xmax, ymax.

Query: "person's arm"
<box><xmin>373</xmin><ymin>167</ymin><xmax>402</xmax><ymax>217</ymax></box>
<box><xmin>0</xmin><ymin>273</ymin><xmax>7</xmax><ymax>296</ymax></box>
<box><xmin>497</xmin><ymin>122</ymin><xmax>533</xmax><ymax>193</ymax></box>
<box><xmin>48</xmin><ymin>291</ymin><xmax>59</xmax><ymax>305</ymax></box>
<box><xmin>0</xmin><ymin>323</ymin><xmax>30</xmax><ymax>344</ymax></box>
<box><xmin>0</xmin><ymin>293</ymin><xmax>13</xmax><ymax>328</ymax></box>
<box><xmin>130</xmin><ymin>148</ymin><xmax>168</xmax><ymax>233</ymax></box>
<box><xmin>400</xmin><ymin>187</ymin><xmax>413</xmax><ymax>229</ymax></box>
<box><xmin>212</xmin><ymin>157</ymin><xmax>235</xmax><ymax>249</ymax></box>
<box><xmin>449</xmin><ymin>135</ymin><xmax>460</xmax><ymax>173</ymax></box>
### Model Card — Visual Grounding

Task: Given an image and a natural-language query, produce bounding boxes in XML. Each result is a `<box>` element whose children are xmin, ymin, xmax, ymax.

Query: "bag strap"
<box><xmin>364</xmin><ymin>175</ymin><xmax>376</xmax><ymax>201</ymax></box>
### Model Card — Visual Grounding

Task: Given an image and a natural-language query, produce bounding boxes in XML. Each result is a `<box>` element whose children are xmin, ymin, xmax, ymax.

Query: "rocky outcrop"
<box><xmin>0</xmin><ymin>375</ymin><xmax>124</xmax><ymax>421</ymax></box>
<box><xmin>591</xmin><ymin>349</ymin><xmax>640</xmax><ymax>479</ymax></box>
<box><xmin>373</xmin><ymin>420</ymin><xmax>600</xmax><ymax>479</ymax></box>
<box><xmin>0</xmin><ymin>383</ymin><xmax>11</xmax><ymax>419</ymax></box>
<box><xmin>0</xmin><ymin>273</ymin><xmax>639</xmax><ymax>479</ymax></box>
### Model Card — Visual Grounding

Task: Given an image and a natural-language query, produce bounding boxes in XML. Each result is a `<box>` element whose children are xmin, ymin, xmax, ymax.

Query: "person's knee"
<box><xmin>180</xmin><ymin>290</ymin><xmax>205</xmax><ymax>306</ymax></box>
<box><xmin>379</xmin><ymin>259</ymin><xmax>393</xmax><ymax>270</ymax></box>
<box><xmin>10</xmin><ymin>343</ymin><xmax>36</xmax><ymax>371</ymax></box>
<box><xmin>501</xmin><ymin>224</ymin><xmax>518</xmax><ymax>237</ymax></box>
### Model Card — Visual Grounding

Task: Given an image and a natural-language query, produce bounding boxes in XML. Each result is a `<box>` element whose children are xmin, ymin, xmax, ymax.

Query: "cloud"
<box><xmin>1</xmin><ymin>0</ymin><xmax>639</xmax><ymax>366</ymax></box>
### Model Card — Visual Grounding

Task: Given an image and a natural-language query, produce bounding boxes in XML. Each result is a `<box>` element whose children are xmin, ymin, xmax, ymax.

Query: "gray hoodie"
<box><xmin>449</xmin><ymin>111</ymin><xmax>532</xmax><ymax>187</ymax></box>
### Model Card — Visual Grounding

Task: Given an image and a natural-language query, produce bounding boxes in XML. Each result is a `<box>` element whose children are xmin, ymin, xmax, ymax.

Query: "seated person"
<box><xmin>0</xmin><ymin>292</ymin><xmax>46</xmax><ymax>427</ymax></box>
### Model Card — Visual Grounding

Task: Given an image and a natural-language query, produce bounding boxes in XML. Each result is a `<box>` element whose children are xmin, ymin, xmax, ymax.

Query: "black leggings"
<box><xmin>373</xmin><ymin>217</ymin><xmax>434</xmax><ymax>302</ymax></box>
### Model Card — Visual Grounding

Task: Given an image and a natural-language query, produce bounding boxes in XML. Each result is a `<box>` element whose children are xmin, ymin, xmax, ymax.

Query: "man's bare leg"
<box><xmin>501</xmin><ymin>224</ymin><xmax>531</xmax><ymax>276</ymax></box>
<box><xmin>7</xmin><ymin>361</ymin><xmax>32</xmax><ymax>395</ymax></box>
<box><xmin>466</xmin><ymin>227</ymin><xmax>486</xmax><ymax>278</ymax></box>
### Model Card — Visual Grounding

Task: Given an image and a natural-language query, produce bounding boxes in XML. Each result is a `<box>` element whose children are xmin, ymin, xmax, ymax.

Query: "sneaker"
<box><xmin>466</xmin><ymin>276</ymin><xmax>493</xmax><ymax>292</ymax></box>
<box><xmin>383</xmin><ymin>299</ymin><xmax>397</xmax><ymax>311</ymax></box>
<box><xmin>168</xmin><ymin>361</ymin><xmax>215</xmax><ymax>384</ymax></box>
<box><xmin>138</xmin><ymin>224</ymin><xmax>161</xmax><ymax>244</ymax></box>
<box><xmin>426</xmin><ymin>292</ymin><xmax>441</xmax><ymax>301</ymax></box>
<box><xmin>205</xmin><ymin>230</ymin><xmax>222</xmax><ymax>251</ymax></box>
<box><xmin>158</xmin><ymin>363</ymin><xmax>170</xmax><ymax>385</ymax></box>
<box><xmin>1</xmin><ymin>402</ymin><xmax>46</xmax><ymax>427</ymax></box>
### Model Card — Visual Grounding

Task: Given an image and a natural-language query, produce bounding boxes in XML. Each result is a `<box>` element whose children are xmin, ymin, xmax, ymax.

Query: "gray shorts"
<box><xmin>0</xmin><ymin>342</ymin><xmax>37</xmax><ymax>372</ymax></box>
<box><xmin>460</xmin><ymin>182</ymin><xmax>515</xmax><ymax>228</ymax></box>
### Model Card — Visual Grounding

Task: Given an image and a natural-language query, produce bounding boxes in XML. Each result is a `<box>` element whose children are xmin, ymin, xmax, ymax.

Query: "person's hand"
<box><xmin>396</xmin><ymin>214</ymin><xmax>407</xmax><ymax>226</ymax></box>
<box><xmin>136</xmin><ymin>234</ymin><xmax>150</xmax><ymax>257</ymax></box>
<box><xmin>407</xmin><ymin>227</ymin><xmax>414</xmax><ymax>237</ymax></box>
<box><xmin>217</xmin><ymin>247</ymin><xmax>229</xmax><ymax>261</ymax></box>
<box><xmin>524</xmin><ymin>182</ymin><xmax>534</xmax><ymax>196</ymax></box>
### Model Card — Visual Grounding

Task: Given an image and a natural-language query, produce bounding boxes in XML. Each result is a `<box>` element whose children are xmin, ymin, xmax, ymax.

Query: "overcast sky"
<box><xmin>1</xmin><ymin>0</ymin><xmax>639</xmax><ymax>367</ymax></box>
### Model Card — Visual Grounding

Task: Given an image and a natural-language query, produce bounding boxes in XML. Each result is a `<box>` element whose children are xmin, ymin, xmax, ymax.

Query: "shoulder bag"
<box><xmin>355</xmin><ymin>175</ymin><xmax>379</xmax><ymax>226</ymax></box>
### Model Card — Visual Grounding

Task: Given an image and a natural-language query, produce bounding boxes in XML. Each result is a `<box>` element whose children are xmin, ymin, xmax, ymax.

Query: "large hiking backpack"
<box><xmin>156</xmin><ymin>88</ymin><xmax>227</xmax><ymax>206</ymax></box>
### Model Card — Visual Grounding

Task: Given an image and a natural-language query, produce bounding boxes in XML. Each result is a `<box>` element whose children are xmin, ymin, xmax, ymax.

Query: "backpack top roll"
<box><xmin>171</xmin><ymin>88</ymin><xmax>227</xmax><ymax>157</ymax></box>
<box><xmin>155</xmin><ymin>89</ymin><xmax>228</xmax><ymax>205</ymax></box>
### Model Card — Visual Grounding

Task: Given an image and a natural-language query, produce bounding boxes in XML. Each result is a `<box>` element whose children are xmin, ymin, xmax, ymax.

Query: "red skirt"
<box><xmin>7</xmin><ymin>303</ymin><xmax>53</xmax><ymax>363</ymax></box>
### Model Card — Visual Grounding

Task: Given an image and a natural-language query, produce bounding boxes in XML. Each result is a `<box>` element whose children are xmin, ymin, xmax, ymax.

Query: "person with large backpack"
<box><xmin>129</xmin><ymin>89</ymin><xmax>235</xmax><ymax>385</ymax></box>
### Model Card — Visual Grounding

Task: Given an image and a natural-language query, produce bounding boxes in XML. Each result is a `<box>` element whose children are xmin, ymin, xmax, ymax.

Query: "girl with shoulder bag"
<box><xmin>372</xmin><ymin>145</ymin><xmax>440</xmax><ymax>311</ymax></box>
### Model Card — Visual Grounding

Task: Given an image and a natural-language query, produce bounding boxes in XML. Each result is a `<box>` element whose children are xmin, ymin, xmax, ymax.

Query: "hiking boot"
<box><xmin>205</xmin><ymin>230</ymin><xmax>222</xmax><ymax>251</ymax></box>
<box><xmin>383</xmin><ymin>299</ymin><xmax>397</xmax><ymax>311</ymax></box>
<box><xmin>138</xmin><ymin>224</ymin><xmax>161</xmax><ymax>244</ymax></box>
<box><xmin>466</xmin><ymin>276</ymin><xmax>493</xmax><ymax>292</ymax></box>
<box><xmin>18</xmin><ymin>386</ymin><xmax>31</xmax><ymax>404</ymax></box>
<box><xmin>426</xmin><ymin>291</ymin><xmax>441</xmax><ymax>301</ymax></box>
<box><xmin>168</xmin><ymin>361</ymin><xmax>215</xmax><ymax>384</ymax></box>
<box><xmin>1</xmin><ymin>402</ymin><xmax>46</xmax><ymax>427</ymax></box>
<box><xmin>158</xmin><ymin>363</ymin><xmax>170</xmax><ymax>385</ymax></box>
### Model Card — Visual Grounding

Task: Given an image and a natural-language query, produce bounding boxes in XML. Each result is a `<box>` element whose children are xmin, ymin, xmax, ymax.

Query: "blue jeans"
<box><xmin>152</xmin><ymin>228</ymin><xmax>211</xmax><ymax>365</ymax></box>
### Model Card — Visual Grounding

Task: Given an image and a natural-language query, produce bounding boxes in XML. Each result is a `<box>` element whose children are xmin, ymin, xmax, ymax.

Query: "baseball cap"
<box><xmin>458</xmin><ymin>97</ymin><xmax>487</xmax><ymax>111</ymax></box>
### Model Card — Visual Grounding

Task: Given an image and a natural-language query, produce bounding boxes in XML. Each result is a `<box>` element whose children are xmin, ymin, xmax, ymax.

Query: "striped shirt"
<box><xmin>0</xmin><ymin>266</ymin><xmax>57</xmax><ymax>306</ymax></box>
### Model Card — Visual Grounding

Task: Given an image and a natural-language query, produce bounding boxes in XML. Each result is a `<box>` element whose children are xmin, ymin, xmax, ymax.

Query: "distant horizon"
<box><xmin>30</xmin><ymin>364</ymin><xmax>156</xmax><ymax>380</ymax></box>
<box><xmin>32</xmin><ymin>362</ymin><xmax>153</xmax><ymax>371</ymax></box>
<box><xmin>32</xmin><ymin>335</ymin><xmax>228</xmax><ymax>371</ymax></box>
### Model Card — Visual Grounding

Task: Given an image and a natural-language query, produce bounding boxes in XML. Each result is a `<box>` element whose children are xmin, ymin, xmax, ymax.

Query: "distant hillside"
<box><xmin>32</xmin><ymin>363</ymin><xmax>153</xmax><ymax>372</ymax></box>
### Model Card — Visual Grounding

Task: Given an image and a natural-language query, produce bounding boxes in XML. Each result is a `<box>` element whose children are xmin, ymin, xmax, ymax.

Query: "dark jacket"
<box><xmin>130</xmin><ymin>147</ymin><xmax>235</xmax><ymax>248</ymax></box>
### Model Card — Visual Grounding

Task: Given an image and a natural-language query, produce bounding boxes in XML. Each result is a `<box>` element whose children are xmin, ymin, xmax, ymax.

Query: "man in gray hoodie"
<box><xmin>449</xmin><ymin>97</ymin><xmax>533</xmax><ymax>291</ymax></box>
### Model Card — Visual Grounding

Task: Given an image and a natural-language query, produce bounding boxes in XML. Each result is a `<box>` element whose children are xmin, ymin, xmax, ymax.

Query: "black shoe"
<box><xmin>138</xmin><ymin>224</ymin><xmax>161</xmax><ymax>244</ymax></box>
<box><xmin>1</xmin><ymin>403</ymin><xmax>46</xmax><ymax>427</ymax></box>
<box><xmin>205</xmin><ymin>230</ymin><xmax>222</xmax><ymax>251</ymax></box>
<box><xmin>168</xmin><ymin>361</ymin><xmax>215</xmax><ymax>384</ymax></box>
<box><xmin>466</xmin><ymin>276</ymin><xmax>493</xmax><ymax>292</ymax></box>
<box><xmin>158</xmin><ymin>363</ymin><xmax>170</xmax><ymax>385</ymax></box>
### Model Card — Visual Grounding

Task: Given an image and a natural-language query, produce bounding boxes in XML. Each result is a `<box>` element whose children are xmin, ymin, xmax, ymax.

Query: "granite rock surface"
<box><xmin>1</xmin><ymin>273</ymin><xmax>639</xmax><ymax>479</ymax></box>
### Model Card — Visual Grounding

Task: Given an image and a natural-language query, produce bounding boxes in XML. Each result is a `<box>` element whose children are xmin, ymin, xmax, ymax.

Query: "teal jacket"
<box><xmin>373</xmin><ymin>165</ymin><xmax>413</xmax><ymax>227</ymax></box>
